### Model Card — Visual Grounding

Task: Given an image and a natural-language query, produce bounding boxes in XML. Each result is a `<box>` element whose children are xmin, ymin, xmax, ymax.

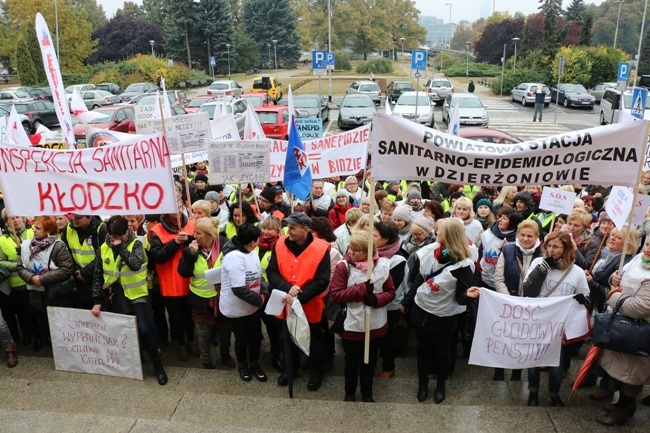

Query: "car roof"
<box><xmin>459</xmin><ymin>128</ymin><xmax>522</xmax><ymax>142</ymax></box>
<box><xmin>354</xmin><ymin>81</ymin><xmax>377</xmax><ymax>85</ymax></box>
<box><xmin>254</xmin><ymin>105</ymin><xmax>287</xmax><ymax>112</ymax></box>
<box><xmin>194</xmin><ymin>95</ymin><xmax>215</xmax><ymax>99</ymax></box>
<box><xmin>241</xmin><ymin>92</ymin><xmax>267</xmax><ymax>97</ymax></box>
<box><xmin>92</xmin><ymin>105</ymin><xmax>128</xmax><ymax>112</ymax></box>
<box><xmin>398</xmin><ymin>91</ymin><xmax>427</xmax><ymax>97</ymax></box>
<box><xmin>293</xmin><ymin>94</ymin><xmax>320</xmax><ymax>98</ymax></box>
<box><xmin>452</xmin><ymin>93</ymin><xmax>481</xmax><ymax>99</ymax></box>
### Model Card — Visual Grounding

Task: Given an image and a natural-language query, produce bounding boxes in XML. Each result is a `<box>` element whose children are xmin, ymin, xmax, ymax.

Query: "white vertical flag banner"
<box><xmin>8</xmin><ymin>105</ymin><xmax>31</xmax><ymax>146</ymax></box>
<box><xmin>243</xmin><ymin>102</ymin><xmax>266</xmax><ymax>140</ymax></box>
<box><xmin>447</xmin><ymin>99</ymin><xmax>460</xmax><ymax>136</ymax></box>
<box><xmin>35</xmin><ymin>13</ymin><xmax>76</xmax><ymax>147</ymax></box>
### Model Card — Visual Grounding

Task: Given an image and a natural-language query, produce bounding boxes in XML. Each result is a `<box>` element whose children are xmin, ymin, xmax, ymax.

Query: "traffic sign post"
<box><xmin>327</xmin><ymin>53</ymin><xmax>335</xmax><ymax>70</ymax></box>
<box><xmin>210</xmin><ymin>56</ymin><xmax>216</xmax><ymax>78</ymax></box>
<box><xmin>631</xmin><ymin>87</ymin><xmax>647</xmax><ymax>120</ymax></box>
<box><xmin>554</xmin><ymin>55</ymin><xmax>565</xmax><ymax>125</ymax></box>
<box><xmin>411</xmin><ymin>50</ymin><xmax>427</xmax><ymax>118</ymax></box>
<box><xmin>312</xmin><ymin>50</ymin><xmax>327</xmax><ymax>77</ymax></box>
<box><xmin>618</xmin><ymin>62</ymin><xmax>630</xmax><ymax>92</ymax></box>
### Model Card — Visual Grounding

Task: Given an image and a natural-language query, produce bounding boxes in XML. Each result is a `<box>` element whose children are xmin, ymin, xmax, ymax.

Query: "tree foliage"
<box><xmin>565</xmin><ymin>0</ymin><xmax>586</xmax><ymax>22</ymax></box>
<box><xmin>474</xmin><ymin>17</ymin><xmax>524</xmax><ymax>64</ymax></box>
<box><xmin>552</xmin><ymin>46</ymin><xmax>592</xmax><ymax>84</ymax></box>
<box><xmin>579</xmin><ymin>12</ymin><xmax>593</xmax><ymax>46</ymax></box>
<box><xmin>14</xmin><ymin>31</ymin><xmax>39</xmax><ymax>86</ymax></box>
<box><xmin>538</xmin><ymin>0</ymin><xmax>564</xmax><ymax>16</ymax></box>
<box><xmin>116</xmin><ymin>1</ymin><xmax>147</xmax><ymax>20</ymax></box>
<box><xmin>243</xmin><ymin>0</ymin><xmax>301</xmax><ymax>67</ymax></box>
<box><xmin>71</xmin><ymin>0</ymin><xmax>107</xmax><ymax>31</ymax></box>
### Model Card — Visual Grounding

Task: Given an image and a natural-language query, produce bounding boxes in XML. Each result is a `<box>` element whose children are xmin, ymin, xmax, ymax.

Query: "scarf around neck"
<box><xmin>378</xmin><ymin>239</ymin><xmax>401</xmax><ymax>258</ymax></box>
<box><xmin>516</xmin><ymin>238</ymin><xmax>541</xmax><ymax>255</ymax></box>
<box><xmin>29</xmin><ymin>235</ymin><xmax>57</xmax><ymax>260</ymax></box>
<box><xmin>258</xmin><ymin>233</ymin><xmax>279</xmax><ymax>251</ymax></box>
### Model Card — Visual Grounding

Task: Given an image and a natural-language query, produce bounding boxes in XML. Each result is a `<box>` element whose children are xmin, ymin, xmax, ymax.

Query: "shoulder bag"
<box><xmin>45</xmin><ymin>241</ymin><xmax>77</xmax><ymax>301</ymax></box>
<box><xmin>592</xmin><ymin>296</ymin><xmax>650</xmax><ymax>357</ymax></box>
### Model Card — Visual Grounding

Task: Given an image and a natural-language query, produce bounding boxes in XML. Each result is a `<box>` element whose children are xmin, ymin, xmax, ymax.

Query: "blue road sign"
<box><xmin>411</xmin><ymin>50</ymin><xmax>427</xmax><ymax>71</ymax></box>
<box><xmin>618</xmin><ymin>62</ymin><xmax>630</xmax><ymax>82</ymax></box>
<box><xmin>327</xmin><ymin>53</ymin><xmax>335</xmax><ymax>70</ymax></box>
<box><xmin>631</xmin><ymin>87</ymin><xmax>647</xmax><ymax>120</ymax></box>
<box><xmin>312</xmin><ymin>50</ymin><xmax>327</xmax><ymax>69</ymax></box>
<box><xmin>210</xmin><ymin>56</ymin><xmax>216</xmax><ymax>67</ymax></box>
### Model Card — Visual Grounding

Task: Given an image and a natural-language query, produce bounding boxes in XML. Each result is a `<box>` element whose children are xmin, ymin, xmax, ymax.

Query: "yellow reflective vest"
<box><xmin>66</xmin><ymin>224</ymin><xmax>102</xmax><ymax>267</ymax></box>
<box><xmin>100</xmin><ymin>238</ymin><xmax>148</xmax><ymax>301</ymax></box>
<box><xmin>189</xmin><ymin>252</ymin><xmax>223</xmax><ymax>299</ymax></box>
<box><xmin>0</xmin><ymin>227</ymin><xmax>34</xmax><ymax>288</ymax></box>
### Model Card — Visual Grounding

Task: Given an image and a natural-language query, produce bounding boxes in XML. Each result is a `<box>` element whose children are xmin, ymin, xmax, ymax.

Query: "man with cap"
<box><xmin>267</xmin><ymin>212</ymin><xmax>331</xmax><ymax>391</ymax></box>
<box><xmin>60</xmin><ymin>214</ymin><xmax>107</xmax><ymax>309</ymax></box>
<box><xmin>190</xmin><ymin>173</ymin><xmax>210</xmax><ymax>203</ymax></box>
<box><xmin>406</xmin><ymin>190</ymin><xmax>424</xmax><ymax>219</ymax></box>
<box><xmin>258</xmin><ymin>187</ymin><xmax>286</xmax><ymax>223</ymax></box>
<box><xmin>205</xmin><ymin>188</ymin><xmax>230</xmax><ymax>234</ymax></box>
<box><xmin>272</xmin><ymin>185</ymin><xmax>291</xmax><ymax>219</ymax></box>
<box><xmin>304</xmin><ymin>179</ymin><xmax>334</xmax><ymax>218</ymax></box>
<box><xmin>385</xmin><ymin>181</ymin><xmax>402</xmax><ymax>203</ymax></box>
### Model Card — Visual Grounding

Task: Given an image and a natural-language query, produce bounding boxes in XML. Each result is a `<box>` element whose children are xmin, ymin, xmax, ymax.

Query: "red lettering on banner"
<box><xmin>311</xmin><ymin>162</ymin><xmax>319</xmax><ymax>176</ymax></box>
<box><xmin>328</xmin><ymin>157</ymin><xmax>361</xmax><ymax>173</ymax></box>
<box><xmin>88</xmin><ymin>183</ymin><xmax>104</xmax><ymax>210</ymax></box>
<box><xmin>70</xmin><ymin>184</ymin><xmax>88</xmax><ymax>209</ymax></box>
<box><xmin>549</xmin><ymin>192</ymin><xmax>567</xmax><ymax>200</ymax></box>
<box><xmin>105</xmin><ymin>183</ymin><xmax>120</xmax><ymax>210</ymax></box>
<box><xmin>124</xmin><ymin>183</ymin><xmax>141</xmax><ymax>210</ymax></box>
<box><xmin>141</xmin><ymin>183</ymin><xmax>164</xmax><ymax>209</ymax></box>
<box><xmin>271</xmin><ymin>140</ymin><xmax>287</xmax><ymax>153</ymax></box>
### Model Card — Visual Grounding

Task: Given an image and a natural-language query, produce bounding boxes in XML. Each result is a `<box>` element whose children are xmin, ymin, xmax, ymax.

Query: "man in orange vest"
<box><xmin>267</xmin><ymin>212</ymin><xmax>331</xmax><ymax>391</ymax></box>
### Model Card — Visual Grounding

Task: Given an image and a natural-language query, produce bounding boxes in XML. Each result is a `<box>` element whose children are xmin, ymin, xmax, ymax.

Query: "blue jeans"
<box><xmin>528</xmin><ymin>346</ymin><xmax>565</xmax><ymax>397</ymax></box>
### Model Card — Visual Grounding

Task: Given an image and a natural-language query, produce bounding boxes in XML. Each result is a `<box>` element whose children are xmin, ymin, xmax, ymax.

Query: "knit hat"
<box><xmin>513</xmin><ymin>190</ymin><xmax>535</xmax><ymax>210</ymax></box>
<box><xmin>205</xmin><ymin>191</ymin><xmax>220</xmax><ymax>203</ymax></box>
<box><xmin>194</xmin><ymin>173</ymin><xmax>208</xmax><ymax>183</ymax></box>
<box><xmin>392</xmin><ymin>206</ymin><xmax>412</xmax><ymax>223</ymax></box>
<box><xmin>406</xmin><ymin>190</ymin><xmax>422</xmax><ymax>201</ymax></box>
<box><xmin>412</xmin><ymin>217</ymin><xmax>434</xmax><ymax>235</ymax></box>
<box><xmin>336</xmin><ymin>189</ymin><xmax>349</xmax><ymax>198</ymax></box>
<box><xmin>598</xmin><ymin>211</ymin><xmax>611</xmax><ymax>223</ymax></box>
<box><xmin>475</xmin><ymin>198</ymin><xmax>493</xmax><ymax>213</ymax></box>
<box><xmin>260</xmin><ymin>187</ymin><xmax>276</xmax><ymax>203</ymax></box>
<box><xmin>387</xmin><ymin>180</ymin><xmax>400</xmax><ymax>190</ymax></box>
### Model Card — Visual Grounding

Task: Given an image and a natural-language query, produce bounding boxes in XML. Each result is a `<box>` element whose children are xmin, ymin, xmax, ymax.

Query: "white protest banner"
<box><xmin>469</xmin><ymin>290</ymin><xmax>575</xmax><ymax>369</ymax></box>
<box><xmin>85</xmin><ymin>127</ymin><xmax>140</xmax><ymax>148</ymax></box>
<box><xmin>0</xmin><ymin>133</ymin><xmax>177</xmax><ymax>215</ymax></box>
<box><xmin>270</xmin><ymin>124</ymin><xmax>370</xmax><ymax>181</ymax></box>
<box><xmin>48</xmin><ymin>306</ymin><xmax>143</xmax><ymax>380</ymax></box>
<box><xmin>606</xmin><ymin>186</ymin><xmax>635</xmax><ymax>229</ymax></box>
<box><xmin>136</xmin><ymin>112</ymin><xmax>211</xmax><ymax>154</ymax></box>
<box><xmin>211</xmin><ymin>113</ymin><xmax>240</xmax><ymax>141</ymax></box>
<box><xmin>134</xmin><ymin>104</ymin><xmax>156</xmax><ymax>124</ymax></box>
<box><xmin>632</xmin><ymin>193</ymin><xmax>650</xmax><ymax>225</ymax></box>
<box><xmin>539</xmin><ymin>186</ymin><xmax>576</xmax><ymax>215</ymax></box>
<box><xmin>208</xmin><ymin>140</ymin><xmax>271</xmax><ymax>184</ymax></box>
<box><xmin>371</xmin><ymin>112</ymin><xmax>646</xmax><ymax>187</ymax></box>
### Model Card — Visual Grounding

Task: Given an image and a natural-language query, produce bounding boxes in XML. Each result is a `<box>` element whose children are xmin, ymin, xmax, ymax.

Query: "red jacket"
<box><xmin>328</xmin><ymin>203</ymin><xmax>350</xmax><ymax>229</ymax></box>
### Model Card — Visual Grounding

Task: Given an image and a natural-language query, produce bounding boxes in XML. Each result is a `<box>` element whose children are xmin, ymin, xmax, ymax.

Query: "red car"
<box><xmin>185</xmin><ymin>95</ymin><xmax>214</xmax><ymax>113</ymax></box>
<box><xmin>73</xmin><ymin>105</ymin><xmax>135</xmax><ymax>143</ymax></box>
<box><xmin>459</xmin><ymin>128</ymin><xmax>521</xmax><ymax>144</ymax></box>
<box><xmin>241</xmin><ymin>92</ymin><xmax>272</xmax><ymax>108</ymax></box>
<box><xmin>254</xmin><ymin>106</ymin><xmax>290</xmax><ymax>139</ymax></box>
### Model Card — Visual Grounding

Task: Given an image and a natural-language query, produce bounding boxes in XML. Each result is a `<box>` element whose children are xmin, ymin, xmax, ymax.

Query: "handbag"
<box><xmin>329</xmin><ymin>306</ymin><xmax>346</xmax><ymax>334</ymax></box>
<box><xmin>592</xmin><ymin>297</ymin><xmax>650</xmax><ymax>357</ymax></box>
<box><xmin>44</xmin><ymin>241</ymin><xmax>77</xmax><ymax>301</ymax></box>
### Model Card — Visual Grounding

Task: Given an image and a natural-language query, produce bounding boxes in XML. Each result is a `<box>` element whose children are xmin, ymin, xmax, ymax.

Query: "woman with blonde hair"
<box><xmin>191</xmin><ymin>200</ymin><xmax>214</xmax><ymax>220</ymax></box>
<box><xmin>492</xmin><ymin>186</ymin><xmax>517</xmax><ymax>213</ymax></box>
<box><xmin>344</xmin><ymin>175</ymin><xmax>366</xmax><ymax>207</ymax></box>
<box><xmin>450</xmin><ymin>197</ymin><xmax>484</xmax><ymax>247</ymax></box>
<box><xmin>400</xmin><ymin>218</ymin><xmax>479</xmax><ymax>404</ymax></box>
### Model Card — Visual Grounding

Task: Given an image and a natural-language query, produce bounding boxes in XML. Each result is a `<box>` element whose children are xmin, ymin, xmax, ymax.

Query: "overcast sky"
<box><xmin>97</xmin><ymin>0</ymin><xmax>605</xmax><ymax>23</ymax></box>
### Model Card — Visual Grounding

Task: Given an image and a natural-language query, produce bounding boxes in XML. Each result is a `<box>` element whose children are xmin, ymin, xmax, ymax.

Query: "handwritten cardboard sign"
<box><xmin>539</xmin><ymin>186</ymin><xmax>576</xmax><ymax>215</ymax></box>
<box><xmin>136</xmin><ymin>112</ymin><xmax>211</xmax><ymax>154</ymax></box>
<box><xmin>208</xmin><ymin>140</ymin><xmax>271</xmax><ymax>184</ymax></box>
<box><xmin>469</xmin><ymin>290</ymin><xmax>575</xmax><ymax>369</ymax></box>
<box><xmin>296</xmin><ymin>118</ymin><xmax>323</xmax><ymax>139</ymax></box>
<box><xmin>606</xmin><ymin>186</ymin><xmax>635</xmax><ymax>229</ymax></box>
<box><xmin>47</xmin><ymin>306</ymin><xmax>143</xmax><ymax>380</ymax></box>
<box><xmin>632</xmin><ymin>193</ymin><xmax>650</xmax><ymax>225</ymax></box>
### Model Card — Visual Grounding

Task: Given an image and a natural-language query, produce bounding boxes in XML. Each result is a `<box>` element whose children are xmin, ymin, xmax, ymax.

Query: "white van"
<box><xmin>599</xmin><ymin>88</ymin><xmax>650</xmax><ymax>124</ymax></box>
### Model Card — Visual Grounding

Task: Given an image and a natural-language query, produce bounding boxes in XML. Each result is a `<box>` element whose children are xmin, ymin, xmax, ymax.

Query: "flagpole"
<box><xmin>364</xmin><ymin>179</ymin><xmax>376</xmax><ymax>364</ymax></box>
<box><xmin>250</xmin><ymin>183</ymin><xmax>261</xmax><ymax>214</ymax></box>
<box><xmin>158</xmin><ymin>95</ymin><xmax>187</xmax><ymax>226</ymax></box>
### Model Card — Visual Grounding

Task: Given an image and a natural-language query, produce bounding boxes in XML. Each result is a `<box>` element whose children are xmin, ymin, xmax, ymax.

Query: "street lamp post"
<box><xmin>272</xmin><ymin>39</ymin><xmax>278</xmax><ymax>74</ymax></box>
<box><xmin>267</xmin><ymin>43</ymin><xmax>271</xmax><ymax>71</ymax></box>
<box><xmin>54</xmin><ymin>0</ymin><xmax>60</xmax><ymax>59</ymax></box>
<box><xmin>328</xmin><ymin>0</ymin><xmax>332</xmax><ymax>102</ymax></box>
<box><xmin>149</xmin><ymin>40</ymin><xmax>155</xmax><ymax>58</ymax></box>
<box><xmin>446</xmin><ymin>3</ymin><xmax>452</xmax><ymax>48</ymax></box>
<box><xmin>226</xmin><ymin>43</ymin><xmax>231</xmax><ymax>79</ymax></box>
<box><xmin>400</xmin><ymin>37</ymin><xmax>405</xmax><ymax>81</ymax></box>
<box><xmin>512</xmin><ymin>37</ymin><xmax>520</xmax><ymax>72</ymax></box>
<box><xmin>440</xmin><ymin>43</ymin><xmax>444</xmax><ymax>70</ymax></box>
<box><xmin>614</xmin><ymin>0</ymin><xmax>625</xmax><ymax>49</ymax></box>
<box><xmin>466</xmin><ymin>41</ymin><xmax>470</xmax><ymax>78</ymax></box>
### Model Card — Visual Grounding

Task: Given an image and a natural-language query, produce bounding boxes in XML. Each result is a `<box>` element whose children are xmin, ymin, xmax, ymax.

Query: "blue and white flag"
<box><xmin>284</xmin><ymin>117</ymin><xmax>312</xmax><ymax>200</ymax></box>
<box><xmin>447</xmin><ymin>99</ymin><xmax>460</xmax><ymax>136</ymax></box>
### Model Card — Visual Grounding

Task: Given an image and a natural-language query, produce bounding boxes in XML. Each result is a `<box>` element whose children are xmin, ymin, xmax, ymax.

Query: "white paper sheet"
<box><xmin>264</xmin><ymin>289</ymin><xmax>286</xmax><ymax>316</ymax></box>
<box><xmin>205</xmin><ymin>267</ymin><xmax>222</xmax><ymax>284</ymax></box>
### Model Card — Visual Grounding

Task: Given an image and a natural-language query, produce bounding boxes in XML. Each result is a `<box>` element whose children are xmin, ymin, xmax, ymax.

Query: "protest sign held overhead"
<box><xmin>539</xmin><ymin>187</ymin><xmax>576</xmax><ymax>215</ymax></box>
<box><xmin>371</xmin><ymin>113</ymin><xmax>646</xmax><ymax>187</ymax></box>
<box><xmin>296</xmin><ymin>118</ymin><xmax>323</xmax><ymax>139</ymax></box>
<box><xmin>207</xmin><ymin>140</ymin><xmax>271</xmax><ymax>184</ymax></box>
<box><xmin>606</xmin><ymin>186</ymin><xmax>635</xmax><ymax>229</ymax></box>
<box><xmin>48</xmin><ymin>307</ymin><xmax>143</xmax><ymax>380</ymax></box>
<box><xmin>136</xmin><ymin>112</ymin><xmax>210</xmax><ymax>154</ymax></box>
<box><xmin>270</xmin><ymin>124</ymin><xmax>370</xmax><ymax>181</ymax></box>
<box><xmin>0</xmin><ymin>133</ymin><xmax>177</xmax><ymax>216</ymax></box>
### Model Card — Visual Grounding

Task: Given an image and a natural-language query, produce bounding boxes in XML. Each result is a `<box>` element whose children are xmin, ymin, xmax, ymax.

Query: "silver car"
<box><xmin>346</xmin><ymin>81</ymin><xmax>382</xmax><ymax>105</ymax></box>
<box><xmin>0</xmin><ymin>104</ymin><xmax>33</xmax><ymax>134</ymax></box>
<box><xmin>424</xmin><ymin>78</ymin><xmax>453</xmax><ymax>105</ymax></box>
<box><xmin>80</xmin><ymin>90</ymin><xmax>121</xmax><ymax>110</ymax></box>
<box><xmin>442</xmin><ymin>93</ymin><xmax>489</xmax><ymax>127</ymax></box>
<box><xmin>510</xmin><ymin>83</ymin><xmax>551</xmax><ymax>106</ymax></box>
<box><xmin>208</xmin><ymin>80</ymin><xmax>243</xmax><ymax>101</ymax></box>
<box><xmin>199</xmin><ymin>99</ymin><xmax>247</xmax><ymax>138</ymax></box>
<box><xmin>337</xmin><ymin>94</ymin><xmax>376</xmax><ymax>130</ymax></box>
<box><xmin>0</xmin><ymin>89</ymin><xmax>33</xmax><ymax>103</ymax></box>
<box><xmin>392</xmin><ymin>91</ymin><xmax>434</xmax><ymax>127</ymax></box>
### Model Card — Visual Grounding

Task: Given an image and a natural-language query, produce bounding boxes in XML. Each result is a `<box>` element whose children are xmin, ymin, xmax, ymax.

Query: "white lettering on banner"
<box><xmin>371</xmin><ymin>113</ymin><xmax>646</xmax><ymax>186</ymax></box>
<box><xmin>270</xmin><ymin>124</ymin><xmax>370</xmax><ymax>181</ymax></box>
<box><xmin>136</xmin><ymin>112</ymin><xmax>211</xmax><ymax>154</ymax></box>
<box><xmin>0</xmin><ymin>133</ymin><xmax>178</xmax><ymax>215</ymax></box>
<box><xmin>208</xmin><ymin>140</ymin><xmax>271</xmax><ymax>184</ymax></box>
<box><xmin>48</xmin><ymin>306</ymin><xmax>143</xmax><ymax>380</ymax></box>
<box><xmin>469</xmin><ymin>290</ymin><xmax>575</xmax><ymax>369</ymax></box>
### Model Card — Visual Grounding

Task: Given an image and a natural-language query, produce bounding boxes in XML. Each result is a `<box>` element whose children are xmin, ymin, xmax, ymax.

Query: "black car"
<box><xmin>13</xmin><ymin>100</ymin><xmax>59</xmax><ymax>130</ymax></box>
<box><xmin>550</xmin><ymin>83</ymin><xmax>596</xmax><ymax>109</ymax></box>
<box><xmin>293</xmin><ymin>94</ymin><xmax>330</xmax><ymax>121</ymax></box>
<box><xmin>32</xmin><ymin>87</ymin><xmax>53</xmax><ymax>102</ymax></box>
<box><xmin>96</xmin><ymin>82</ymin><xmax>123</xmax><ymax>95</ymax></box>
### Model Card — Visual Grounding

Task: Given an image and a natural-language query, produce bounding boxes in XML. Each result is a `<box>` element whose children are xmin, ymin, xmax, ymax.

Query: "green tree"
<box><xmin>584</xmin><ymin>45</ymin><xmax>627</xmax><ymax>86</ymax></box>
<box><xmin>538</xmin><ymin>0</ymin><xmax>564</xmax><ymax>16</ymax></box>
<box><xmin>540</xmin><ymin>9</ymin><xmax>566</xmax><ymax>57</ymax></box>
<box><xmin>243</xmin><ymin>0</ymin><xmax>301</xmax><ymax>67</ymax></box>
<box><xmin>196</xmin><ymin>0</ymin><xmax>235</xmax><ymax>73</ymax></box>
<box><xmin>638</xmin><ymin>24</ymin><xmax>650</xmax><ymax>76</ymax></box>
<box><xmin>231</xmin><ymin>29</ymin><xmax>260</xmax><ymax>71</ymax></box>
<box><xmin>565</xmin><ymin>0</ymin><xmax>586</xmax><ymax>22</ymax></box>
<box><xmin>71</xmin><ymin>0</ymin><xmax>107</xmax><ymax>31</ymax></box>
<box><xmin>579</xmin><ymin>12</ymin><xmax>593</xmax><ymax>46</ymax></box>
<box><xmin>14</xmin><ymin>30</ymin><xmax>39</xmax><ymax>85</ymax></box>
<box><xmin>116</xmin><ymin>1</ymin><xmax>147</xmax><ymax>20</ymax></box>
<box><xmin>552</xmin><ymin>46</ymin><xmax>592</xmax><ymax>84</ymax></box>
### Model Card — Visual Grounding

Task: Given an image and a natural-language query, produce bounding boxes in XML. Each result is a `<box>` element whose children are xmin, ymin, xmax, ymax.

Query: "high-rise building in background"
<box><xmin>419</xmin><ymin>16</ymin><xmax>454</xmax><ymax>48</ymax></box>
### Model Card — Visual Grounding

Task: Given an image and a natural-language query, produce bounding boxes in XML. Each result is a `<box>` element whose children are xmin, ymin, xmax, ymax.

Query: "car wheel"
<box><xmin>521</xmin><ymin>97</ymin><xmax>527</xmax><ymax>106</ymax></box>
<box><xmin>22</xmin><ymin>121</ymin><xmax>32</xmax><ymax>135</ymax></box>
<box><xmin>600</xmin><ymin>111</ymin><xmax>607</xmax><ymax>125</ymax></box>
<box><xmin>510</xmin><ymin>93</ymin><xmax>515</xmax><ymax>102</ymax></box>
<box><xmin>92</xmin><ymin>104</ymin><xmax>99</xmax><ymax>110</ymax></box>
<box><xmin>563</xmin><ymin>98</ymin><xmax>569</xmax><ymax>108</ymax></box>
<box><xmin>430</xmin><ymin>116</ymin><xmax>435</xmax><ymax>128</ymax></box>
<box><xmin>544</xmin><ymin>103</ymin><xmax>549</xmax><ymax>107</ymax></box>
<box><xmin>33</xmin><ymin>119</ymin><xmax>43</xmax><ymax>130</ymax></box>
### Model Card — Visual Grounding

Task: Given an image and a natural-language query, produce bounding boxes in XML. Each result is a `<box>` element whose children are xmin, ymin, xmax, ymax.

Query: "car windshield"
<box><xmin>96</xmin><ymin>90</ymin><xmax>113</xmax><ymax>97</ymax></box>
<box><xmin>395</xmin><ymin>83</ymin><xmax>413</xmax><ymax>90</ymax></box>
<box><xmin>432</xmin><ymin>80</ymin><xmax>451</xmax><ymax>87</ymax></box>
<box><xmin>13</xmin><ymin>90</ymin><xmax>29</xmax><ymax>98</ymax></box>
<box><xmin>242</xmin><ymin>96</ymin><xmax>262</xmax><ymax>107</ymax></box>
<box><xmin>256</xmin><ymin>112</ymin><xmax>280</xmax><ymax>124</ymax></box>
<box><xmin>13</xmin><ymin>104</ymin><xmax>28</xmax><ymax>114</ymax></box>
<box><xmin>623</xmin><ymin>95</ymin><xmax>650</xmax><ymax>109</ymax></box>
<box><xmin>199</xmin><ymin>104</ymin><xmax>234</xmax><ymax>119</ymax></box>
<box><xmin>359</xmin><ymin>84</ymin><xmax>380</xmax><ymax>92</ymax></box>
<box><xmin>456</xmin><ymin>97</ymin><xmax>484</xmax><ymax>108</ymax></box>
<box><xmin>397</xmin><ymin>95</ymin><xmax>430</xmax><ymax>106</ymax></box>
<box><xmin>343</xmin><ymin>96</ymin><xmax>374</xmax><ymax>108</ymax></box>
<box><xmin>96</xmin><ymin>85</ymin><xmax>110</xmax><ymax>91</ymax></box>
<box><xmin>137</xmin><ymin>95</ymin><xmax>174</xmax><ymax>105</ymax></box>
<box><xmin>209</xmin><ymin>83</ymin><xmax>229</xmax><ymax>90</ymax></box>
<box><xmin>565</xmin><ymin>85</ymin><xmax>587</xmax><ymax>93</ymax></box>
<box><xmin>125</xmin><ymin>84</ymin><xmax>146</xmax><ymax>92</ymax></box>
<box><xmin>293</xmin><ymin>98</ymin><xmax>319</xmax><ymax>108</ymax></box>
<box><xmin>86</xmin><ymin>109</ymin><xmax>115</xmax><ymax>123</ymax></box>
<box><xmin>188</xmin><ymin>98</ymin><xmax>210</xmax><ymax>108</ymax></box>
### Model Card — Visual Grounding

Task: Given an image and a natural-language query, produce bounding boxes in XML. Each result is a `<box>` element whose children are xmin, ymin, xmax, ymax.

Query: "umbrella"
<box><xmin>282</xmin><ymin>306</ymin><xmax>294</xmax><ymax>399</ymax></box>
<box><xmin>569</xmin><ymin>344</ymin><xmax>601</xmax><ymax>400</ymax></box>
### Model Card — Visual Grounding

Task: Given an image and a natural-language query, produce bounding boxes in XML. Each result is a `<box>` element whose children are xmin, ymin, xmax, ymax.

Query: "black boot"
<box><xmin>238</xmin><ymin>362</ymin><xmax>252</xmax><ymax>382</ymax></box>
<box><xmin>510</xmin><ymin>369</ymin><xmax>522</xmax><ymax>381</ymax></box>
<box><xmin>550</xmin><ymin>395</ymin><xmax>565</xmax><ymax>407</ymax></box>
<box><xmin>493</xmin><ymin>368</ymin><xmax>505</xmax><ymax>381</ymax></box>
<box><xmin>154</xmin><ymin>363</ymin><xmax>168</xmax><ymax>386</ymax></box>
<box><xmin>528</xmin><ymin>391</ymin><xmax>539</xmax><ymax>406</ymax></box>
<box><xmin>249</xmin><ymin>362</ymin><xmax>267</xmax><ymax>382</ymax></box>
<box><xmin>642</xmin><ymin>395</ymin><xmax>650</xmax><ymax>406</ymax></box>
<box><xmin>434</xmin><ymin>380</ymin><xmax>446</xmax><ymax>404</ymax></box>
<box><xmin>417</xmin><ymin>381</ymin><xmax>428</xmax><ymax>402</ymax></box>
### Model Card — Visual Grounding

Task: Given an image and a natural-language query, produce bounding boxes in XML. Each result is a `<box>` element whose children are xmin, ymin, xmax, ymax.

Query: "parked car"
<box><xmin>129</xmin><ymin>93</ymin><xmax>180</xmax><ymax>108</ymax></box>
<box><xmin>459</xmin><ymin>128</ymin><xmax>521</xmax><ymax>144</ymax></box>
<box><xmin>386</xmin><ymin>80</ymin><xmax>415</xmax><ymax>103</ymax></box>
<box><xmin>120</xmin><ymin>82</ymin><xmax>157</xmax><ymax>102</ymax></box>
<box><xmin>95</xmin><ymin>82</ymin><xmax>123</xmax><ymax>95</ymax></box>
<box><xmin>424</xmin><ymin>78</ymin><xmax>454</xmax><ymax>105</ymax></box>
<box><xmin>638</xmin><ymin>75</ymin><xmax>650</xmax><ymax>89</ymax></box>
<box><xmin>12</xmin><ymin>100</ymin><xmax>59</xmax><ymax>130</ymax></box>
<box><xmin>337</xmin><ymin>94</ymin><xmax>376</xmax><ymax>130</ymax></box>
<box><xmin>588</xmin><ymin>82</ymin><xmax>617</xmax><ymax>103</ymax></box>
<box><xmin>29</xmin><ymin>87</ymin><xmax>53</xmax><ymax>102</ymax></box>
<box><xmin>185</xmin><ymin>95</ymin><xmax>214</xmax><ymax>114</ymax></box>
<box><xmin>346</xmin><ymin>81</ymin><xmax>382</xmax><ymax>105</ymax></box>
<box><xmin>250</xmin><ymin>76</ymin><xmax>282</xmax><ymax>103</ymax></box>
<box><xmin>77</xmin><ymin>90</ymin><xmax>121</xmax><ymax>109</ymax></box>
<box><xmin>442</xmin><ymin>93</ymin><xmax>489</xmax><ymax>127</ymax></box>
<box><xmin>240</xmin><ymin>92</ymin><xmax>272</xmax><ymax>108</ymax></box>
<box><xmin>166</xmin><ymin>90</ymin><xmax>188</xmax><ymax>107</ymax></box>
<box><xmin>199</xmin><ymin>99</ymin><xmax>247</xmax><ymax>138</ymax></box>
<box><xmin>208</xmin><ymin>80</ymin><xmax>243</xmax><ymax>101</ymax></box>
<box><xmin>599</xmin><ymin>88</ymin><xmax>650</xmax><ymax>124</ymax></box>
<box><xmin>0</xmin><ymin>89</ymin><xmax>33</xmax><ymax>103</ymax></box>
<box><xmin>550</xmin><ymin>83</ymin><xmax>595</xmax><ymax>108</ymax></box>
<box><xmin>254</xmin><ymin>106</ymin><xmax>291</xmax><ymax>140</ymax></box>
<box><xmin>392</xmin><ymin>91</ymin><xmax>434</xmax><ymax>127</ymax></box>
<box><xmin>0</xmin><ymin>104</ymin><xmax>33</xmax><ymax>135</ymax></box>
<box><xmin>510</xmin><ymin>83</ymin><xmax>551</xmax><ymax>106</ymax></box>
<box><xmin>72</xmin><ymin>105</ymin><xmax>135</xmax><ymax>143</ymax></box>
<box><xmin>64</xmin><ymin>84</ymin><xmax>95</xmax><ymax>100</ymax></box>
<box><xmin>293</xmin><ymin>94</ymin><xmax>329</xmax><ymax>121</ymax></box>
